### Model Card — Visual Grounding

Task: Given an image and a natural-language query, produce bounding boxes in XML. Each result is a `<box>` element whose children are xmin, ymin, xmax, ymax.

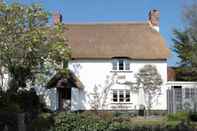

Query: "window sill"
<box><xmin>111</xmin><ymin>102</ymin><xmax>133</xmax><ymax>104</ymax></box>
<box><xmin>110</xmin><ymin>70</ymin><xmax>133</xmax><ymax>73</ymax></box>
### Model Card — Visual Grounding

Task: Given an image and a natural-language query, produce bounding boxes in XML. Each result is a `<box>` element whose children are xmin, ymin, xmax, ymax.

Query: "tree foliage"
<box><xmin>173</xmin><ymin>1</ymin><xmax>197</xmax><ymax>81</ymax></box>
<box><xmin>135</xmin><ymin>65</ymin><xmax>162</xmax><ymax>114</ymax></box>
<box><xmin>0</xmin><ymin>2</ymin><xmax>70</xmax><ymax>92</ymax></box>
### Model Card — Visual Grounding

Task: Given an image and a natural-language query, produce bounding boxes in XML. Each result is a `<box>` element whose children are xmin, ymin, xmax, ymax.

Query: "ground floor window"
<box><xmin>112</xmin><ymin>90</ymin><xmax>131</xmax><ymax>103</ymax></box>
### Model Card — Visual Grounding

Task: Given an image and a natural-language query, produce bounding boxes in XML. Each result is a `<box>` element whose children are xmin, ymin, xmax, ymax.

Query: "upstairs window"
<box><xmin>112</xmin><ymin>59</ymin><xmax>130</xmax><ymax>71</ymax></box>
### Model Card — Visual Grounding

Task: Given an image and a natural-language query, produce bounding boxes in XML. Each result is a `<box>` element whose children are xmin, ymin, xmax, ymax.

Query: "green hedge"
<box><xmin>53</xmin><ymin>112</ymin><xmax>110</xmax><ymax>131</ymax></box>
<box><xmin>50</xmin><ymin>112</ymin><xmax>194</xmax><ymax>131</ymax></box>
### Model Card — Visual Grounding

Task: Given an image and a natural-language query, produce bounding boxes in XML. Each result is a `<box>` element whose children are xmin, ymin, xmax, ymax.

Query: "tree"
<box><xmin>0</xmin><ymin>2</ymin><xmax>70</xmax><ymax>93</ymax></box>
<box><xmin>89</xmin><ymin>73</ymin><xmax>116</xmax><ymax>112</ymax></box>
<box><xmin>173</xmin><ymin>1</ymin><xmax>197</xmax><ymax>81</ymax></box>
<box><xmin>172</xmin><ymin>30</ymin><xmax>197</xmax><ymax>81</ymax></box>
<box><xmin>135</xmin><ymin>65</ymin><xmax>162</xmax><ymax>115</ymax></box>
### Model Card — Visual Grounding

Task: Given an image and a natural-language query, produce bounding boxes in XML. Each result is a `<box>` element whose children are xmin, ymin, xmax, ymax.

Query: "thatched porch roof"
<box><xmin>46</xmin><ymin>70</ymin><xmax>82</xmax><ymax>89</ymax></box>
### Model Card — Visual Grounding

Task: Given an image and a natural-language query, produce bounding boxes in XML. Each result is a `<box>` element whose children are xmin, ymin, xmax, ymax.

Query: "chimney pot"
<box><xmin>148</xmin><ymin>9</ymin><xmax>160</xmax><ymax>32</ymax></box>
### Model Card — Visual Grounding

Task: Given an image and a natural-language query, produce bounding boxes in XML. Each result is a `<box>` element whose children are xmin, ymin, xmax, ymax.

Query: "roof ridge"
<box><xmin>63</xmin><ymin>21</ymin><xmax>148</xmax><ymax>25</ymax></box>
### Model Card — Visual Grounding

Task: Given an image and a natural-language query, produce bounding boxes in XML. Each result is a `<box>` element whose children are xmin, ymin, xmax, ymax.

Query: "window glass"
<box><xmin>119</xmin><ymin>90</ymin><xmax>124</xmax><ymax>102</ymax></box>
<box><xmin>126</xmin><ymin>90</ymin><xmax>130</xmax><ymax>102</ymax></box>
<box><xmin>125</xmin><ymin>60</ymin><xmax>130</xmax><ymax>70</ymax></box>
<box><xmin>185</xmin><ymin>88</ymin><xmax>190</xmax><ymax>99</ymax></box>
<box><xmin>112</xmin><ymin>59</ymin><xmax>117</xmax><ymax>70</ymax></box>
<box><xmin>113</xmin><ymin>90</ymin><xmax>118</xmax><ymax>102</ymax></box>
<box><xmin>112</xmin><ymin>90</ymin><xmax>131</xmax><ymax>103</ymax></box>
<box><xmin>112</xmin><ymin>59</ymin><xmax>130</xmax><ymax>71</ymax></box>
<box><xmin>191</xmin><ymin>88</ymin><xmax>195</xmax><ymax>98</ymax></box>
<box><xmin>119</xmin><ymin>59</ymin><xmax>124</xmax><ymax>70</ymax></box>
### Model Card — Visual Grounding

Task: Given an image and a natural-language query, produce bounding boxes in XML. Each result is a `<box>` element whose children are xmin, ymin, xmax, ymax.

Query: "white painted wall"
<box><xmin>69</xmin><ymin>59</ymin><xmax>168</xmax><ymax>111</ymax></box>
<box><xmin>0</xmin><ymin>73</ymin><xmax>9</xmax><ymax>91</ymax></box>
<box><xmin>0</xmin><ymin>72</ymin><xmax>58</xmax><ymax>111</ymax></box>
<box><xmin>34</xmin><ymin>86</ymin><xmax>58</xmax><ymax>111</ymax></box>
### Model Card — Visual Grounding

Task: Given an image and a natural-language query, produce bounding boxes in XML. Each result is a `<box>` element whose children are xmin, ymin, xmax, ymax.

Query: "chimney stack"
<box><xmin>53</xmin><ymin>11</ymin><xmax>62</xmax><ymax>24</ymax></box>
<box><xmin>148</xmin><ymin>9</ymin><xmax>160</xmax><ymax>32</ymax></box>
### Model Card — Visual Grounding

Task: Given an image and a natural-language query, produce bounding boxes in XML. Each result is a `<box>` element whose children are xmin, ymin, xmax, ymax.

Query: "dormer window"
<box><xmin>112</xmin><ymin>59</ymin><xmax>130</xmax><ymax>71</ymax></box>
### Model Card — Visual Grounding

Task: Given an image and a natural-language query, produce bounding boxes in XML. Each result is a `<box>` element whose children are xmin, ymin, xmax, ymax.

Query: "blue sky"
<box><xmin>7</xmin><ymin>0</ymin><xmax>192</xmax><ymax>66</ymax></box>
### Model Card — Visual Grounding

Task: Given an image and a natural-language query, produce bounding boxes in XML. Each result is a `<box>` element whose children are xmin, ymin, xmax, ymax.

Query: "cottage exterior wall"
<box><xmin>69</xmin><ymin>59</ymin><xmax>168</xmax><ymax>111</ymax></box>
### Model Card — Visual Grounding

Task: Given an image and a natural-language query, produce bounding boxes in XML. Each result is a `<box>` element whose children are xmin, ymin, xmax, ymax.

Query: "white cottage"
<box><xmin>5</xmin><ymin>10</ymin><xmax>194</xmax><ymax>112</ymax></box>
<box><xmin>44</xmin><ymin>9</ymin><xmax>172</xmax><ymax>112</ymax></box>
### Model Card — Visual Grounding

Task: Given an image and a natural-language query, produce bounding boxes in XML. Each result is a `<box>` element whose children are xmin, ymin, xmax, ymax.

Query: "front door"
<box><xmin>58</xmin><ymin>88</ymin><xmax>71</xmax><ymax>111</ymax></box>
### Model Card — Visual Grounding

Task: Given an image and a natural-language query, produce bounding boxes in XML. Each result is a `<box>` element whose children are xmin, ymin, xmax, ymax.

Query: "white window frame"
<box><xmin>112</xmin><ymin>89</ymin><xmax>131</xmax><ymax>103</ymax></box>
<box><xmin>112</xmin><ymin>59</ymin><xmax>130</xmax><ymax>71</ymax></box>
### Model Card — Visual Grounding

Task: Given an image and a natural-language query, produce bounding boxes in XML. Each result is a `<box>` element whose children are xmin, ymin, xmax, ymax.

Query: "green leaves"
<box><xmin>172</xmin><ymin>29</ymin><xmax>193</xmax><ymax>66</ymax></box>
<box><xmin>0</xmin><ymin>2</ymin><xmax>70</xmax><ymax>91</ymax></box>
<box><xmin>173</xmin><ymin>2</ymin><xmax>197</xmax><ymax>81</ymax></box>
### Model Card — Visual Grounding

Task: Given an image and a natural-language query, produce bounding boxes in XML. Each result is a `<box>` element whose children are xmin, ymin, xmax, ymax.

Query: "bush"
<box><xmin>51</xmin><ymin>112</ymin><xmax>194</xmax><ymax>131</ymax></box>
<box><xmin>53</xmin><ymin>112</ymin><xmax>110</xmax><ymax>131</ymax></box>
<box><xmin>189</xmin><ymin>112</ymin><xmax>197</xmax><ymax>121</ymax></box>
<box><xmin>98</xmin><ymin>112</ymin><xmax>113</xmax><ymax>121</ymax></box>
<box><xmin>167</xmin><ymin>112</ymin><xmax>189</xmax><ymax>122</ymax></box>
<box><xmin>30</xmin><ymin>113</ymin><xmax>53</xmax><ymax>131</ymax></box>
<box><xmin>0</xmin><ymin>103</ymin><xmax>21</xmax><ymax>113</ymax></box>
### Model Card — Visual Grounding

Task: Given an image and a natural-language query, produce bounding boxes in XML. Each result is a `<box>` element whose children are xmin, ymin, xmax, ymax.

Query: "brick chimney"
<box><xmin>148</xmin><ymin>9</ymin><xmax>160</xmax><ymax>32</ymax></box>
<box><xmin>53</xmin><ymin>11</ymin><xmax>62</xmax><ymax>24</ymax></box>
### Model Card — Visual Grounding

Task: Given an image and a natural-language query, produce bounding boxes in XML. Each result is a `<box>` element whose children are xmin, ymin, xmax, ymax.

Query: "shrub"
<box><xmin>53</xmin><ymin>112</ymin><xmax>110</xmax><ymax>131</ymax></box>
<box><xmin>30</xmin><ymin>113</ymin><xmax>53</xmax><ymax>131</ymax></box>
<box><xmin>0</xmin><ymin>103</ymin><xmax>21</xmax><ymax>113</ymax></box>
<box><xmin>51</xmin><ymin>112</ymin><xmax>193</xmax><ymax>131</ymax></box>
<box><xmin>189</xmin><ymin>112</ymin><xmax>197</xmax><ymax>121</ymax></box>
<box><xmin>167</xmin><ymin>112</ymin><xmax>189</xmax><ymax>122</ymax></box>
<box><xmin>98</xmin><ymin>111</ymin><xmax>113</xmax><ymax>121</ymax></box>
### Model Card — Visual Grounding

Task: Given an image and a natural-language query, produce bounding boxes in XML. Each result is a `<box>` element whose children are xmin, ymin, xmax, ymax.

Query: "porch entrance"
<box><xmin>167</xmin><ymin>82</ymin><xmax>197</xmax><ymax>113</ymax></box>
<box><xmin>58</xmin><ymin>87</ymin><xmax>71</xmax><ymax>111</ymax></box>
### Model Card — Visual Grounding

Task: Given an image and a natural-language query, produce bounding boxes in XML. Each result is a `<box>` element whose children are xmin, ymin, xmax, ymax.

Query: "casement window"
<box><xmin>113</xmin><ymin>90</ymin><xmax>118</xmax><ymax>102</ymax></box>
<box><xmin>184</xmin><ymin>88</ymin><xmax>197</xmax><ymax>99</ymax></box>
<box><xmin>112</xmin><ymin>90</ymin><xmax>131</xmax><ymax>103</ymax></box>
<box><xmin>119</xmin><ymin>90</ymin><xmax>124</xmax><ymax>102</ymax></box>
<box><xmin>185</xmin><ymin>88</ymin><xmax>190</xmax><ymax>99</ymax></box>
<box><xmin>112</xmin><ymin>59</ymin><xmax>130</xmax><ymax>71</ymax></box>
<box><xmin>125</xmin><ymin>90</ymin><xmax>130</xmax><ymax>102</ymax></box>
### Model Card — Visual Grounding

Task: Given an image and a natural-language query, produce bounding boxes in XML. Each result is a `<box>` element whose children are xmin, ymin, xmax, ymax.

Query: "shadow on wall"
<box><xmin>34</xmin><ymin>86</ymin><xmax>58</xmax><ymax>111</ymax></box>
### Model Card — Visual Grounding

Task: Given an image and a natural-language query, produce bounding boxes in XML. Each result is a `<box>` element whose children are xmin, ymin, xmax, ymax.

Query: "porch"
<box><xmin>166</xmin><ymin>81</ymin><xmax>197</xmax><ymax>113</ymax></box>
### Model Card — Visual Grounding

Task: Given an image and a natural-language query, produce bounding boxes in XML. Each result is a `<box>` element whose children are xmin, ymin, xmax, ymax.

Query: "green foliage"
<box><xmin>167</xmin><ymin>112</ymin><xmax>189</xmax><ymax>122</ymax></box>
<box><xmin>189</xmin><ymin>112</ymin><xmax>197</xmax><ymax>121</ymax></box>
<box><xmin>30</xmin><ymin>113</ymin><xmax>54</xmax><ymax>131</ymax></box>
<box><xmin>172</xmin><ymin>1</ymin><xmax>197</xmax><ymax>81</ymax></box>
<box><xmin>51</xmin><ymin>112</ymin><xmax>193</xmax><ymax>131</ymax></box>
<box><xmin>53</xmin><ymin>112</ymin><xmax>110</xmax><ymax>131</ymax></box>
<box><xmin>0</xmin><ymin>2</ymin><xmax>70</xmax><ymax>92</ymax></box>
<box><xmin>173</xmin><ymin>30</ymin><xmax>192</xmax><ymax>66</ymax></box>
<box><xmin>0</xmin><ymin>88</ymin><xmax>46</xmax><ymax>113</ymax></box>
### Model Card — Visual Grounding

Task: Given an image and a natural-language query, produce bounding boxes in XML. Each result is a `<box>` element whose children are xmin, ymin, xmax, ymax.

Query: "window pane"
<box><xmin>185</xmin><ymin>88</ymin><xmax>190</xmax><ymax>99</ymax></box>
<box><xmin>113</xmin><ymin>90</ymin><xmax>118</xmax><ymax>102</ymax></box>
<box><xmin>119</xmin><ymin>60</ymin><xmax>124</xmax><ymax>70</ymax></box>
<box><xmin>191</xmin><ymin>88</ymin><xmax>195</xmax><ymax>98</ymax></box>
<box><xmin>112</xmin><ymin>59</ymin><xmax>117</xmax><ymax>70</ymax></box>
<box><xmin>119</xmin><ymin>90</ymin><xmax>124</xmax><ymax>102</ymax></box>
<box><xmin>126</xmin><ymin>90</ymin><xmax>130</xmax><ymax>102</ymax></box>
<box><xmin>125</xmin><ymin>60</ymin><xmax>130</xmax><ymax>70</ymax></box>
